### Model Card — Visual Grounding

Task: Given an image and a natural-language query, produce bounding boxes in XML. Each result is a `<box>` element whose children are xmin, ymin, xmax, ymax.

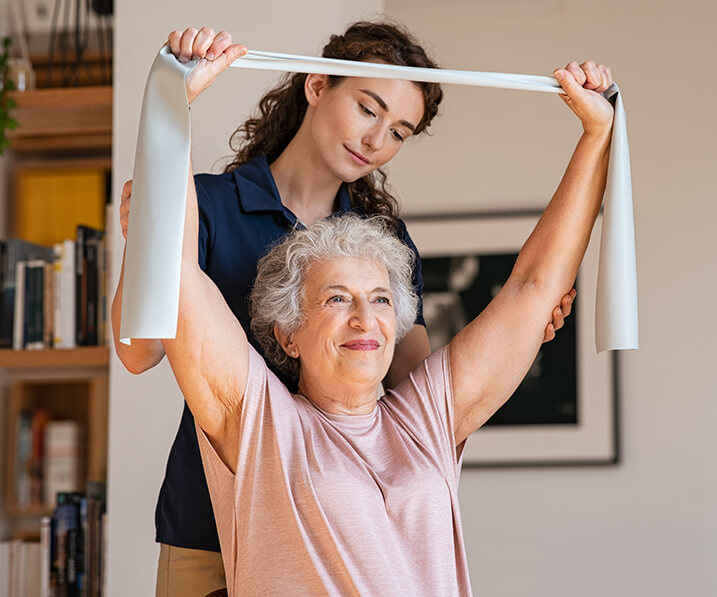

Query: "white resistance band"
<box><xmin>120</xmin><ymin>45</ymin><xmax>638</xmax><ymax>352</ymax></box>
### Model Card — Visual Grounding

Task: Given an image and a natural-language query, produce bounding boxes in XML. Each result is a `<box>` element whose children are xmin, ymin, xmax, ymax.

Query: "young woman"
<box><xmin>113</xmin><ymin>21</ymin><xmax>576</xmax><ymax>596</ymax></box>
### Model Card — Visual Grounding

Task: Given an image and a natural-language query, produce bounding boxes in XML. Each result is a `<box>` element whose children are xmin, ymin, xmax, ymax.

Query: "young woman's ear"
<box><xmin>305</xmin><ymin>73</ymin><xmax>331</xmax><ymax>108</ymax></box>
<box><xmin>274</xmin><ymin>323</ymin><xmax>299</xmax><ymax>358</ymax></box>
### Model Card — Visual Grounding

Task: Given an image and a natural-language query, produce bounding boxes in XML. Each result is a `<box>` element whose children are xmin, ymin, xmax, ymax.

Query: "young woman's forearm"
<box><xmin>111</xmin><ymin>247</ymin><xmax>166</xmax><ymax>373</ymax></box>
<box><xmin>511</xmin><ymin>127</ymin><xmax>611</xmax><ymax>300</ymax></box>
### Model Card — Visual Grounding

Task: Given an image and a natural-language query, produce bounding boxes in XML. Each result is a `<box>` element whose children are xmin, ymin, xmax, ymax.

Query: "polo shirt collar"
<box><xmin>233</xmin><ymin>155</ymin><xmax>353</xmax><ymax>217</ymax></box>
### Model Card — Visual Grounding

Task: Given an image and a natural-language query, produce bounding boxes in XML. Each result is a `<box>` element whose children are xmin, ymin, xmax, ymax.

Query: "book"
<box><xmin>75</xmin><ymin>226</ymin><xmax>104</xmax><ymax>346</ymax></box>
<box><xmin>53</xmin><ymin>241</ymin><xmax>76</xmax><ymax>349</ymax></box>
<box><xmin>1</xmin><ymin>540</ymin><xmax>41</xmax><ymax>597</ymax></box>
<box><xmin>24</xmin><ymin>260</ymin><xmax>47</xmax><ymax>349</ymax></box>
<box><xmin>15</xmin><ymin>410</ymin><xmax>32</xmax><ymax>509</ymax></box>
<box><xmin>30</xmin><ymin>408</ymin><xmax>52</xmax><ymax>506</ymax></box>
<box><xmin>0</xmin><ymin>541</ymin><xmax>9</xmax><ymax>597</ymax></box>
<box><xmin>44</xmin><ymin>421</ymin><xmax>84</xmax><ymax>507</ymax></box>
<box><xmin>53</xmin><ymin>492</ymin><xmax>83</xmax><ymax>597</ymax></box>
<box><xmin>40</xmin><ymin>517</ymin><xmax>52</xmax><ymax>597</ymax></box>
<box><xmin>12</xmin><ymin>261</ymin><xmax>26</xmax><ymax>350</ymax></box>
<box><xmin>44</xmin><ymin>262</ymin><xmax>54</xmax><ymax>348</ymax></box>
<box><xmin>84</xmin><ymin>481</ymin><xmax>106</xmax><ymax>597</ymax></box>
<box><xmin>0</xmin><ymin>239</ymin><xmax>55</xmax><ymax>348</ymax></box>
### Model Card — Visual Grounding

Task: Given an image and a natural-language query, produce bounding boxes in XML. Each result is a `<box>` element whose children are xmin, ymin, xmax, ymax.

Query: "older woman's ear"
<box><xmin>274</xmin><ymin>323</ymin><xmax>299</xmax><ymax>358</ymax></box>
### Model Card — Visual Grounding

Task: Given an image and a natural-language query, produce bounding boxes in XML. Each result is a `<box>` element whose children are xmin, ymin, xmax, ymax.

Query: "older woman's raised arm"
<box><xmin>112</xmin><ymin>162</ymin><xmax>249</xmax><ymax>472</ymax></box>
<box><xmin>450</xmin><ymin>61</ymin><xmax>615</xmax><ymax>446</ymax></box>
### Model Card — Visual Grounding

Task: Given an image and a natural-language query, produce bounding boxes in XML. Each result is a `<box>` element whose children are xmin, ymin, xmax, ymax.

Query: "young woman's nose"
<box><xmin>362</xmin><ymin>124</ymin><xmax>385</xmax><ymax>152</ymax></box>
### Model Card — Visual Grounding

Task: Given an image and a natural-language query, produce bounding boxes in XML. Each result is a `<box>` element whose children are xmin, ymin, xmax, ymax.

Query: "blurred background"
<box><xmin>0</xmin><ymin>0</ymin><xmax>714</xmax><ymax>595</ymax></box>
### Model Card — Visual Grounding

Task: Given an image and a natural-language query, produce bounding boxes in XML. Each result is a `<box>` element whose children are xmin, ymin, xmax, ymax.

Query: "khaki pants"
<box><xmin>156</xmin><ymin>544</ymin><xmax>226</xmax><ymax>597</ymax></box>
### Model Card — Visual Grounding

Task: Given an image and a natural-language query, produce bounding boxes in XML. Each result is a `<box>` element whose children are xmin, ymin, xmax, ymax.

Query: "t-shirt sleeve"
<box><xmin>194</xmin><ymin>175</ymin><xmax>213</xmax><ymax>272</ymax></box>
<box><xmin>395</xmin><ymin>218</ymin><xmax>425</xmax><ymax>327</ymax></box>
<box><xmin>383</xmin><ymin>346</ymin><xmax>461</xmax><ymax>483</ymax></box>
<box><xmin>195</xmin><ymin>344</ymin><xmax>297</xmax><ymax>557</ymax></box>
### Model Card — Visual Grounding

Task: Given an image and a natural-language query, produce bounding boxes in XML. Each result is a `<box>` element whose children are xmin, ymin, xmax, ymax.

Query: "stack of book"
<box><xmin>0</xmin><ymin>224</ymin><xmax>109</xmax><ymax>350</ymax></box>
<box><xmin>0</xmin><ymin>482</ymin><xmax>107</xmax><ymax>597</ymax></box>
<box><xmin>14</xmin><ymin>410</ymin><xmax>85</xmax><ymax>511</ymax></box>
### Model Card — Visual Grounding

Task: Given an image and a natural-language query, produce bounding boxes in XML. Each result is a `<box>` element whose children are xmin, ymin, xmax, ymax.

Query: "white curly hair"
<box><xmin>249</xmin><ymin>214</ymin><xmax>418</xmax><ymax>387</ymax></box>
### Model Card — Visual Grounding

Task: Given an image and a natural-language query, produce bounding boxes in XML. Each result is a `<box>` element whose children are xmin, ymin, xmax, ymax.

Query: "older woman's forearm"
<box><xmin>511</xmin><ymin>128</ymin><xmax>611</xmax><ymax>302</ymax></box>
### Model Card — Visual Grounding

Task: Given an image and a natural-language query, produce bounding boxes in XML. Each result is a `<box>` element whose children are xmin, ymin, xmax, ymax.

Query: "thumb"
<box><xmin>219</xmin><ymin>44</ymin><xmax>248</xmax><ymax>68</ymax></box>
<box><xmin>553</xmin><ymin>68</ymin><xmax>581</xmax><ymax>101</ymax></box>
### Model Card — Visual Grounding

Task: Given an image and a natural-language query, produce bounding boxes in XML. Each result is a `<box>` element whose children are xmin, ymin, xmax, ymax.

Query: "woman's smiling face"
<box><xmin>305</xmin><ymin>73</ymin><xmax>425</xmax><ymax>183</ymax></box>
<box><xmin>286</xmin><ymin>256</ymin><xmax>397</xmax><ymax>399</ymax></box>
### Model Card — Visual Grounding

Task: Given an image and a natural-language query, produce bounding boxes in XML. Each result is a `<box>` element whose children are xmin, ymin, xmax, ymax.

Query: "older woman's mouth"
<box><xmin>341</xmin><ymin>339</ymin><xmax>380</xmax><ymax>350</ymax></box>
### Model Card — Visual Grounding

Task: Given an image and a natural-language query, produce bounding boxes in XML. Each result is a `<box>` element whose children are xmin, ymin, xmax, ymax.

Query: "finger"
<box><xmin>580</xmin><ymin>60</ymin><xmax>602</xmax><ymax>90</ymax></box>
<box><xmin>551</xmin><ymin>306</ymin><xmax>565</xmax><ymax>331</ymax></box>
<box><xmin>206</xmin><ymin>30</ymin><xmax>232</xmax><ymax>61</ymax></box>
<box><xmin>596</xmin><ymin>64</ymin><xmax>612</xmax><ymax>93</ymax></box>
<box><xmin>179</xmin><ymin>27</ymin><xmax>199</xmax><ymax>63</ymax></box>
<box><xmin>192</xmin><ymin>26</ymin><xmax>216</xmax><ymax>60</ymax></box>
<box><xmin>121</xmin><ymin>179</ymin><xmax>133</xmax><ymax>200</ymax></box>
<box><xmin>561</xmin><ymin>292</ymin><xmax>573</xmax><ymax>318</ymax></box>
<box><xmin>168</xmin><ymin>30</ymin><xmax>182</xmax><ymax>57</ymax></box>
<box><xmin>564</xmin><ymin>61</ymin><xmax>586</xmax><ymax>86</ymax></box>
<box><xmin>543</xmin><ymin>323</ymin><xmax>556</xmax><ymax>343</ymax></box>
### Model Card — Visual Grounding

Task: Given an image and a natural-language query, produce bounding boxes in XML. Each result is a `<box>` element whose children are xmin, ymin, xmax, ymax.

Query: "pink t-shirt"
<box><xmin>196</xmin><ymin>345</ymin><xmax>472</xmax><ymax>596</ymax></box>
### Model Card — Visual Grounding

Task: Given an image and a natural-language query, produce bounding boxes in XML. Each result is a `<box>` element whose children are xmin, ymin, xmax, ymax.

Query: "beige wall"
<box><xmin>111</xmin><ymin>0</ymin><xmax>716</xmax><ymax>594</ymax></box>
<box><xmin>108</xmin><ymin>2</ymin><xmax>382</xmax><ymax>594</ymax></box>
<box><xmin>385</xmin><ymin>0</ymin><xmax>717</xmax><ymax>595</ymax></box>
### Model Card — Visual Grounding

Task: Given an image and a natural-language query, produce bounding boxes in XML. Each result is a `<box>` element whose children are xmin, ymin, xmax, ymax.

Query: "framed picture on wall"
<box><xmin>405</xmin><ymin>212</ymin><xmax>618</xmax><ymax>466</ymax></box>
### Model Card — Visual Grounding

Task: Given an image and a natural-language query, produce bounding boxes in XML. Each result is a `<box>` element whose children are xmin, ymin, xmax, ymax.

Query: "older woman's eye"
<box><xmin>375</xmin><ymin>296</ymin><xmax>391</xmax><ymax>305</ymax></box>
<box><xmin>327</xmin><ymin>295</ymin><xmax>346</xmax><ymax>304</ymax></box>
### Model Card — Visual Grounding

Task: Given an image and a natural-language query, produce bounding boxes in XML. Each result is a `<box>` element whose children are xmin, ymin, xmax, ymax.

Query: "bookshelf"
<box><xmin>1</xmin><ymin>87</ymin><xmax>112</xmax><ymax>538</ymax></box>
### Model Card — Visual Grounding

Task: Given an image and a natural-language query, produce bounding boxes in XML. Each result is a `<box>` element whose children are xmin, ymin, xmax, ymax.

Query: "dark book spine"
<box><xmin>75</xmin><ymin>228</ymin><xmax>87</xmax><ymax>346</ymax></box>
<box><xmin>1</xmin><ymin>240</ymin><xmax>55</xmax><ymax>348</ymax></box>
<box><xmin>85</xmin><ymin>234</ymin><xmax>99</xmax><ymax>346</ymax></box>
<box><xmin>0</xmin><ymin>241</ymin><xmax>6</xmax><ymax>347</ymax></box>
<box><xmin>0</xmin><ymin>241</ymin><xmax>17</xmax><ymax>348</ymax></box>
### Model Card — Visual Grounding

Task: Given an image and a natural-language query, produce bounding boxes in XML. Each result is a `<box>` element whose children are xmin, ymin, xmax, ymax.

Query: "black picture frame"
<box><xmin>405</xmin><ymin>212</ymin><xmax>618</xmax><ymax>466</ymax></box>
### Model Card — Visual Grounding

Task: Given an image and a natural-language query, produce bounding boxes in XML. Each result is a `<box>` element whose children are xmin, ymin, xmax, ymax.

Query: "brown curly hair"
<box><xmin>223</xmin><ymin>21</ymin><xmax>443</xmax><ymax>225</ymax></box>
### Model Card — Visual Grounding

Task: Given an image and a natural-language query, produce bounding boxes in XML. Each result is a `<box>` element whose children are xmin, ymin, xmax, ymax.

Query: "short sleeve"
<box><xmin>395</xmin><ymin>218</ymin><xmax>425</xmax><ymax>326</ymax></box>
<box><xmin>382</xmin><ymin>347</ymin><xmax>460</xmax><ymax>483</ymax></box>
<box><xmin>194</xmin><ymin>175</ymin><xmax>213</xmax><ymax>271</ymax></box>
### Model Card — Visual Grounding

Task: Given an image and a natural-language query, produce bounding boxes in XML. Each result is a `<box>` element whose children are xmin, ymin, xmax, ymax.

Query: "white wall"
<box><xmin>384</xmin><ymin>0</ymin><xmax>717</xmax><ymax>595</ymax></box>
<box><xmin>112</xmin><ymin>0</ymin><xmax>717</xmax><ymax>594</ymax></box>
<box><xmin>108</xmin><ymin>2</ymin><xmax>383</xmax><ymax>594</ymax></box>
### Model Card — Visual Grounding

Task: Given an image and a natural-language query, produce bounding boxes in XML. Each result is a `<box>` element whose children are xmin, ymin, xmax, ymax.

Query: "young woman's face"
<box><xmin>306</xmin><ymin>74</ymin><xmax>425</xmax><ymax>182</ymax></box>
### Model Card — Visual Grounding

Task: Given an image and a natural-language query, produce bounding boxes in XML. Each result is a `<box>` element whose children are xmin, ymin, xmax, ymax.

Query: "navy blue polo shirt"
<box><xmin>155</xmin><ymin>155</ymin><xmax>426</xmax><ymax>551</ymax></box>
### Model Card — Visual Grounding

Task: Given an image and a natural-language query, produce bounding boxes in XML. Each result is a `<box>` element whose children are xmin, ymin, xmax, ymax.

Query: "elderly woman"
<box><xmin>113</xmin><ymin>39</ymin><xmax>614</xmax><ymax>595</ymax></box>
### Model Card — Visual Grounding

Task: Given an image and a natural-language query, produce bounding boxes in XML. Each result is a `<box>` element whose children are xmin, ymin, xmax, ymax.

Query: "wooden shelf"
<box><xmin>5</xmin><ymin>504</ymin><xmax>53</xmax><ymax>518</ymax></box>
<box><xmin>7</xmin><ymin>86</ymin><xmax>112</xmax><ymax>153</ymax></box>
<box><xmin>0</xmin><ymin>347</ymin><xmax>110</xmax><ymax>368</ymax></box>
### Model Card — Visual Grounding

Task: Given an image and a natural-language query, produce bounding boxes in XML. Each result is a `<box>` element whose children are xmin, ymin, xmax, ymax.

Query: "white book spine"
<box><xmin>12</xmin><ymin>262</ymin><xmax>26</xmax><ymax>350</ymax></box>
<box><xmin>54</xmin><ymin>240</ymin><xmax>76</xmax><ymax>349</ymax></box>
<box><xmin>0</xmin><ymin>542</ymin><xmax>10</xmax><ymax>597</ymax></box>
<box><xmin>40</xmin><ymin>518</ymin><xmax>51</xmax><ymax>597</ymax></box>
<box><xmin>43</xmin><ymin>420</ymin><xmax>84</xmax><ymax>506</ymax></box>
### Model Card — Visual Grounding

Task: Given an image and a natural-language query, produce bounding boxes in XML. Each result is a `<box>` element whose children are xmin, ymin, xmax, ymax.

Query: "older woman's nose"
<box><xmin>349</xmin><ymin>298</ymin><xmax>377</xmax><ymax>330</ymax></box>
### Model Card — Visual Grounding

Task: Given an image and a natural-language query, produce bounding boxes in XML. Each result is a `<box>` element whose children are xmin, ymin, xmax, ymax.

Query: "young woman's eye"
<box><xmin>391</xmin><ymin>129</ymin><xmax>406</xmax><ymax>142</ymax></box>
<box><xmin>359</xmin><ymin>103</ymin><xmax>376</xmax><ymax>118</ymax></box>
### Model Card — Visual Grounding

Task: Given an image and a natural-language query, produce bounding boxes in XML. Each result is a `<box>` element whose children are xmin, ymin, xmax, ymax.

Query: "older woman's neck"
<box><xmin>270</xmin><ymin>128</ymin><xmax>343</xmax><ymax>228</ymax></box>
<box><xmin>298</xmin><ymin>376</ymin><xmax>380</xmax><ymax>416</ymax></box>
